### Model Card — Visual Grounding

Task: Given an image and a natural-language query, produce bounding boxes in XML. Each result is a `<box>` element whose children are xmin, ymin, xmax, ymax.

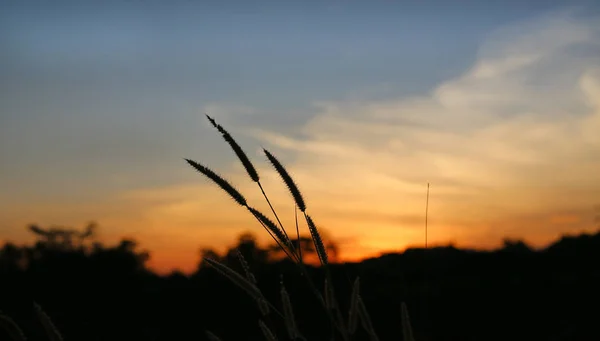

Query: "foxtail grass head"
<box><xmin>205</xmin><ymin>114</ymin><xmax>260</xmax><ymax>183</ymax></box>
<box><xmin>184</xmin><ymin>158</ymin><xmax>248</xmax><ymax>207</ymax></box>
<box><xmin>263</xmin><ymin>148</ymin><xmax>306</xmax><ymax>213</ymax></box>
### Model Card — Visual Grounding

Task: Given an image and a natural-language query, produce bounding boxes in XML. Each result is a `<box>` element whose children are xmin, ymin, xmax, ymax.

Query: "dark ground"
<box><xmin>1</xmin><ymin>225</ymin><xmax>599</xmax><ymax>341</ymax></box>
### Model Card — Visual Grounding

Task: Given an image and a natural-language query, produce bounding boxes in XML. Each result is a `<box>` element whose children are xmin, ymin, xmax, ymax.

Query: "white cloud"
<box><xmin>92</xmin><ymin>9</ymin><xmax>600</xmax><ymax>265</ymax></box>
<box><xmin>248</xmin><ymin>9</ymin><xmax>600</xmax><ymax>251</ymax></box>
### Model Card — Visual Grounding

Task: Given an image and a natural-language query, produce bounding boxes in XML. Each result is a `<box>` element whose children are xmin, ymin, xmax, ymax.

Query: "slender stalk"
<box><xmin>252</xmin><ymin>181</ymin><xmax>345</xmax><ymax>338</ymax></box>
<box><xmin>192</xmin><ymin>117</ymin><xmax>365</xmax><ymax>340</ymax></box>
<box><xmin>296</xmin><ymin>255</ymin><xmax>344</xmax><ymax>340</ymax></box>
<box><xmin>294</xmin><ymin>205</ymin><xmax>303</xmax><ymax>262</ymax></box>
<box><xmin>302</xmin><ymin>212</ymin><xmax>350</xmax><ymax>341</ymax></box>
<box><xmin>251</xmin><ymin>213</ymin><xmax>297</xmax><ymax>263</ymax></box>
<box><xmin>425</xmin><ymin>182</ymin><xmax>429</xmax><ymax>249</ymax></box>
<box><xmin>256</xmin><ymin>181</ymin><xmax>301</xmax><ymax>262</ymax></box>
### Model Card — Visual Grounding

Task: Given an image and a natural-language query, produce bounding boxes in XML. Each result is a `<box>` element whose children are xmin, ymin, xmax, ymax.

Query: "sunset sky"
<box><xmin>1</xmin><ymin>1</ymin><xmax>600</xmax><ymax>274</ymax></box>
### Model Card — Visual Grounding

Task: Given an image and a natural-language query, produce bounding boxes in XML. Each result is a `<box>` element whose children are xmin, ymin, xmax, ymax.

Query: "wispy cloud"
<box><xmin>119</xmin><ymin>9</ymin><xmax>600</xmax><ymax>272</ymax></box>
<box><xmin>5</xmin><ymin>8</ymin><xmax>599</xmax><ymax>274</ymax></box>
<box><xmin>114</xmin><ymin>9</ymin><xmax>600</xmax><ymax>271</ymax></box>
<box><xmin>243</xmin><ymin>9</ymin><xmax>600</xmax><ymax>252</ymax></box>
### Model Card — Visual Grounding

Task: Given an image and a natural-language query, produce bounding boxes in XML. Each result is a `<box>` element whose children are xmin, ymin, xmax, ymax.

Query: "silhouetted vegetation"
<box><xmin>1</xmin><ymin>221</ymin><xmax>600</xmax><ymax>341</ymax></box>
<box><xmin>3</xmin><ymin>114</ymin><xmax>599</xmax><ymax>340</ymax></box>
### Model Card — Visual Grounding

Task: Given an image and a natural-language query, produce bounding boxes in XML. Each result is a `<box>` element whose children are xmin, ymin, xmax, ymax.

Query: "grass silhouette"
<box><xmin>186</xmin><ymin>115</ymin><xmax>416</xmax><ymax>341</ymax></box>
<box><xmin>0</xmin><ymin>116</ymin><xmax>418</xmax><ymax>341</ymax></box>
<box><xmin>0</xmin><ymin>303</ymin><xmax>63</xmax><ymax>341</ymax></box>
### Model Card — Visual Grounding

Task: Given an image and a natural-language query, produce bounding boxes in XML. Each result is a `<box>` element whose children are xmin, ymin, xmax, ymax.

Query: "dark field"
<box><xmin>1</xmin><ymin>226</ymin><xmax>599</xmax><ymax>341</ymax></box>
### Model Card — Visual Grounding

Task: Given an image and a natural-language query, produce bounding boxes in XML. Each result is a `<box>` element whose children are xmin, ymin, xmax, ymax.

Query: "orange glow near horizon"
<box><xmin>142</xmin><ymin>219</ymin><xmax>598</xmax><ymax>275</ymax></box>
<box><xmin>1</xmin><ymin>177</ymin><xmax>599</xmax><ymax>276</ymax></box>
<box><xmin>2</xmin><ymin>165</ymin><xmax>599</xmax><ymax>276</ymax></box>
<box><xmin>116</xmin><ymin>206</ymin><xmax>600</xmax><ymax>275</ymax></box>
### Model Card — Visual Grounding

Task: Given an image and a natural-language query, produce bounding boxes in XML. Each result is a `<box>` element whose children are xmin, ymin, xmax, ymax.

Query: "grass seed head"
<box><xmin>247</xmin><ymin>207</ymin><xmax>291</xmax><ymax>250</ymax></box>
<box><xmin>263</xmin><ymin>149</ymin><xmax>306</xmax><ymax>212</ymax></box>
<box><xmin>0</xmin><ymin>313</ymin><xmax>27</xmax><ymax>341</ymax></box>
<box><xmin>258</xmin><ymin>320</ymin><xmax>278</xmax><ymax>341</ymax></box>
<box><xmin>205</xmin><ymin>115</ymin><xmax>260</xmax><ymax>183</ymax></box>
<box><xmin>280</xmin><ymin>281</ymin><xmax>298</xmax><ymax>339</ymax></box>
<box><xmin>203</xmin><ymin>257</ymin><xmax>263</xmax><ymax>301</ymax></box>
<box><xmin>348</xmin><ymin>277</ymin><xmax>361</xmax><ymax>334</ymax></box>
<box><xmin>401</xmin><ymin>302</ymin><xmax>416</xmax><ymax>341</ymax></box>
<box><xmin>185</xmin><ymin>158</ymin><xmax>247</xmax><ymax>207</ymax></box>
<box><xmin>34</xmin><ymin>303</ymin><xmax>63</xmax><ymax>341</ymax></box>
<box><xmin>305</xmin><ymin>215</ymin><xmax>328</xmax><ymax>266</ymax></box>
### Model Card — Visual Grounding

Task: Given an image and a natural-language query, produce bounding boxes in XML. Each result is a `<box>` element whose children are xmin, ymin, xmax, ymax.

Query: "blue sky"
<box><xmin>2</xmin><ymin>1</ymin><xmax>591</xmax><ymax>191</ymax></box>
<box><xmin>1</xmin><ymin>1</ymin><xmax>599</xmax><ymax>273</ymax></box>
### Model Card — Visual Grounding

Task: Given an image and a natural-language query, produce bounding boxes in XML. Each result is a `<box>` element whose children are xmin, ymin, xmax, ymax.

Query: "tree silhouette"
<box><xmin>27</xmin><ymin>221</ymin><xmax>97</xmax><ymax>251</ymax></box>
<box><xmin>94</xmin><ymin>239</ymin><xmax>150</xmax><ymax>274</ymax></box>
<box><xmin>200</xmin><ymin>231</ymin><xmax>341</xmax><ymax>268</ymax></box>
<box><xmin>500</xmin><ymin>239</ymin><xmax>533</xmax><ymax>254</ymax></box>
<box><xmin>225</xmin><ymin>232</ymin><xmax>269</xmax><ymax>265</ymax></box>
<box><xmin>0</xmin><ymin>243</ymin><xmax>24</xmax><ymax>272</ymax></box>
<box><xmin>3</xmin><ymin>220</ymin><xmax>600</xmax><ymax>341</ymax></box>
<box><xmin>199</xmin><ymin>232</ymin><xmax>270</xmax><ymax>270</ymax></box>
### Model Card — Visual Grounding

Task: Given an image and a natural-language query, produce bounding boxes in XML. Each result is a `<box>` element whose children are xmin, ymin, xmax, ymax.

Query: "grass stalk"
<box><xmin>188</xmin><ymin>115</ymin><xmax>389</xmax><ymax>341</ymax></box>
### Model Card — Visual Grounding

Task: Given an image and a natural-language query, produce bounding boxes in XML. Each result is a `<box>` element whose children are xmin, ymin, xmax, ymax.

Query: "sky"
<box><xmin>1</xmin><ymin>0</ymin><xmax>600</xmax><ymax>274</ymax></box>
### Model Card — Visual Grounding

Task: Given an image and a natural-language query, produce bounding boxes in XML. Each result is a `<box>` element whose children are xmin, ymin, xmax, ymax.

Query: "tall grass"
<box><xmin>0</xmin><ymin>303</ymin><xmax>64</xmax><ymax>341</ymax></box>
<box><xmin>187</xmin><ymin>115</ymin><xmax>417</xmax><ymax>341</ymax></box>
<box><xmin>0</xmin><ymin>116</ymin><xmax>418</xmax><ymax>341</ymax></box>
